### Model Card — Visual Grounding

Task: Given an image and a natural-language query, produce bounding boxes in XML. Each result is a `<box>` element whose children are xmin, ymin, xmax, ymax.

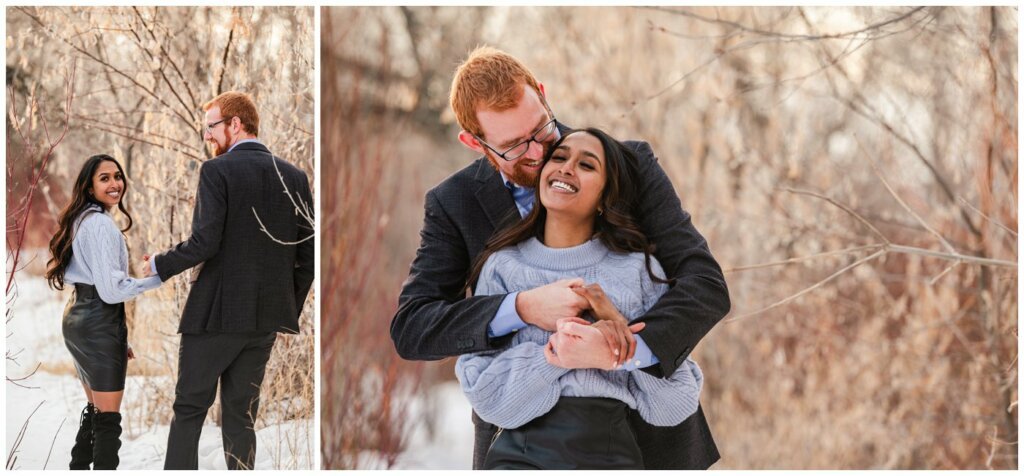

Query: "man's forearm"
<box><xmin>391</xmin><ymin>293</ymin><xmax>508</xmax><ymax>360</ymax></box>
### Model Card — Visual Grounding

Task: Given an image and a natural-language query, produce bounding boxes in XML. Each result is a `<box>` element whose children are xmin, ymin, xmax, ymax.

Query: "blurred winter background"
<box><xmin>6</xmin><ymin>6</ymin><xmax>315</xmax><ymax>469</ymax></box>
<box><xmin>320</xmin><ymin>6</ymin><xmax>1017</xmax><ymax>469</ymax></box>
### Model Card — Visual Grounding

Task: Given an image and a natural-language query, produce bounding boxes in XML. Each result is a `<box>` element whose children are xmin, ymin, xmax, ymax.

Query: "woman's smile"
<box><xmin>91</xmin><ymin>160</ymin><xmax>125</xmax><ymax>209</ymax></box>
<box><xmin>539</xmin><ymin>131</ymin><xmax>605</xmax><ymax>217</ymax></box>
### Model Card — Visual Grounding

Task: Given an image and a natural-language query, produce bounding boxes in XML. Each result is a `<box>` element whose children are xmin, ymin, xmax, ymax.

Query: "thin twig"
<box><xmin>251</xmin><ymin>153</ymin><xmax>314</xmax><ymax>245</ymax></box>
<box><xmin>959</xmin><ymin>196</ymin><xmax>1017</xmax><ymax>238</ymax></box>
<box><xmin>725</xmin><ymin>249</ymin><xmax>886</xmax><ymax>322</ymax></box>
<box><xmin>887</xmin><ymin>244</ymin><xmax>1016</xmax><ymax>268</ymax></box>
<box><xmin>781</xmin><ymin>187</ymin><xmax>890</xmax><ymax>243</ymax></box>
<box><xmin>7</xmin><ymin>401</ymin><xmax>45</xmax><ymax>470</ymax></box>
<box><xmin>43</xmin><ymin>418</ymin><xmax>66</xmax><ymax>469</ymax></box>
<box><xmin>928</xmin><ymin>260</ymin><xmax>963</xmax><ymax>286</ymax></box>
<box><xmin>724</xmin><ymin>244</ymin><xmax>883</xmax><ymax>273</ymax></box>
<box><xmin>215</xmin><ymin>9</ymin><xmax>238</xmax><ymax>96</ymax></box>
<box><xmin>785</xmin><ymin>186</ymin><xmax>1015</xmax><ymax>268</ymax></box>
<box><xmin>858</xmin><ymin>136</ymin><xmax>958</xmax><ymax>255</ymax></box>
<box><xmin>639</xmin><ymin>6</ymin><xmax>928</xmax><ymax>41</ymax></box>
<box><xmin>6</xmin><ymin>363</ymin><xmax>42</xmax><ymax>389</ymax></box>
<box><xmin>252</xmin><ymin>208</ymin><xmax>315</xmax><ymax>246</ymax></box>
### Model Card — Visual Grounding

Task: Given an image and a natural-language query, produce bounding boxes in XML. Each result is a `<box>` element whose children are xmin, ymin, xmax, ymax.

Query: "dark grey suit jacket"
<box><xmin>391</xmin><ymin>132</ymin><xmax>731</xmax><ymax>469</ymax></box>
<box><xmin>155</xmin><ymin>141</ymin><xmax>314</xmax><ymax>335</ymax></box>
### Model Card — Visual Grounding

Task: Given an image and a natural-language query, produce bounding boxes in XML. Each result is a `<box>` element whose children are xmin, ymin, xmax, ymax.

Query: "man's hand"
<box><xmin>544</xmin><ymin>318</ymin><xmax>617</xmax><ymax>370</ymax></box>
<box><xmin>139</xmin><ymin>254</ymin><xmax>153</xmax><ymax>278</ymax></box>
<box><xmin>516</xmin><ymin>278</ymin><xmax>589</xmax><ymax>332</ymax></box>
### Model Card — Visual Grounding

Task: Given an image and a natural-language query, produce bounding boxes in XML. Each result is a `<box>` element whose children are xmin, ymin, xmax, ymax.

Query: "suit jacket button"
<box><xmin>675</xmin><ymin>347</ymin><xmax>691</xmax><ymax>368</ymax></box>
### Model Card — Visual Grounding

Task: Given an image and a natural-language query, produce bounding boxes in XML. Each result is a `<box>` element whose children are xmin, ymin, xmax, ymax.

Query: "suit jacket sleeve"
<box><xmin>293</xmin><ymin>171</ymin><xmax>315</xmax><ymax>319</ymax></box>
<box><xmin>391</xmin><ymin>189</ymin><xmax>508</xmax><ymax>360</ymax></box>
<box><xmin>155</xmin><ymin>160</ymin><xmax>227</xmax><ymax>281</ymax></box>
<box><xmin>631</xmin><ymin>141</ymin><xmax>731</xmax><ymax>377</ymax></box>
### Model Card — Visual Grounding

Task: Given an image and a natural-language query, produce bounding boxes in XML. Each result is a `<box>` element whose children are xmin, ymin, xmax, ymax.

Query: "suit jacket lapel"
<box><xmin>473</xmin><ymin>158</ymin><xmax>518</xmax><ymax>231</ymax></box>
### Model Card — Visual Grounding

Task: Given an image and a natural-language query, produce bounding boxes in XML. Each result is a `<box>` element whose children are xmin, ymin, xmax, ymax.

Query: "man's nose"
<box><xmin>524</xmin><ymin>140</ymin><xmax>545</xmax><ymax>160</ymax></box>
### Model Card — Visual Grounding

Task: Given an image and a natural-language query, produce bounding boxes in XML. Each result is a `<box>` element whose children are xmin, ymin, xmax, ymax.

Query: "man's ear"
<box><xmin>458</xmin><ymin>130</ymin><xmax>484</xmax><ymax>154</ymax></box>
<box><xmin>538</xmin><ymin>81</ymin><xmax>546</xmax><ymax>99</ymax></box>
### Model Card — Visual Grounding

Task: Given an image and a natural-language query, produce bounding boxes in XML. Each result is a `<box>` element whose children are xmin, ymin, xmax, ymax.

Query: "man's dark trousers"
<box><xmin>163</xmin><ymin>331</ymin><xmax>276</xmax><ymax>470</ymax></box>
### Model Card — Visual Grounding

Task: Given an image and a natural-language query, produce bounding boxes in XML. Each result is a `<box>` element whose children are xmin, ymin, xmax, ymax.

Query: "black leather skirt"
<box><xmin>61</xmin><ymin>283</ymin><xmax>128</xmax><ymax>392</ymax></box>
<box><xmin>484</xmin><ymin>397</ymin><xmax>644</xmax><ymax>470</ymax></box>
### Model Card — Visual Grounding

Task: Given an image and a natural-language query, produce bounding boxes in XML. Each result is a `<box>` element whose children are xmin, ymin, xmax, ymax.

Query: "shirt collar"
<box><xmin>228</xmin><ymin>138</ymin><xmax>262</xmax><ymax>153</ymax></box>
<box><xmin>498</xmin><ymin>170</ymin><xmax>535</xmax><ymax>192</ymax></box>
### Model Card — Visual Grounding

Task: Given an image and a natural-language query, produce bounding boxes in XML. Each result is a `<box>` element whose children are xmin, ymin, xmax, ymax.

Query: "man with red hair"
<box><xmin>146</xmin><ymin>91</ymin><xmax>314</xmax><ymax>470</ymax></box>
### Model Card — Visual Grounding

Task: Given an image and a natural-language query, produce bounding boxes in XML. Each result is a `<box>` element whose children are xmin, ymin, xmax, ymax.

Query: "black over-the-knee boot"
<box><xmin>69</xmin><ymin>403</ymin><xmax>96</xmax><ymax>470</ymax></box>
<box><xmin>92</xmin><ymin>411</ymin><xmax>122</xmax><ymax>470</ymax></box>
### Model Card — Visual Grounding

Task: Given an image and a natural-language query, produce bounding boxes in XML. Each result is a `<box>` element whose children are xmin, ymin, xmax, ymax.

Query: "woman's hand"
<box><xmin>572</xmin><ymin>284</ymin><xmax>627</xmax><ymax>324</ymax></box>
<box><xmin>591</xmin><ymin>320</ymin><xmax>645</xmax><ymax>368</ymax></box>
<box><xmin>573</xmin><ymin>283</ymin><xmax>644</xmax><ymax>367</ymax></box>
<box><xmin>127</xmin><ymin>343</ymin><xmax>136</xmax><ymax>360</ymax></box>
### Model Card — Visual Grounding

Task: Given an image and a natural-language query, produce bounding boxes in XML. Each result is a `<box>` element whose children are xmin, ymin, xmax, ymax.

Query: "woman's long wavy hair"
<box><xmin>45</xmin><ymin>154</ymin><xmax>133</xmax><ymax>290</ymax></box>
<box><xmin>466</xmin><ymin>127</ymin><xmax>675</xmax><ymax>292</ymax></box>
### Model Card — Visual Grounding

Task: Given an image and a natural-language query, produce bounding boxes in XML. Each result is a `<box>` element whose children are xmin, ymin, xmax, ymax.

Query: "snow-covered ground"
<box><xmin>391</xmin><ymin>381</ymin><xmax>474</xmax><ymax>469</ymax></box>
<box><xmin>5</xmin><ymin>274</ymin><xmax>312</xmax><ymax>470</ymax></box>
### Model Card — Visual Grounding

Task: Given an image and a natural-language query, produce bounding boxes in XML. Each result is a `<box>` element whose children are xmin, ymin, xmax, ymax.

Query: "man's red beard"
<box><xmin>485</xmin><ymin>152</ymin><xmax>545</xmax><ymax>188</ymax></box>
<box><xmin>211</xmin><ymin>128</ymin><xmax>235</xmax><ymax>156</ymax></box>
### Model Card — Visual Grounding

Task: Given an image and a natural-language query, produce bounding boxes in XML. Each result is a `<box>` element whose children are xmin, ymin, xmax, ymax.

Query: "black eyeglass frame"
<box><xmin>204</xmin><ymin>117</ymin><xmax>230</xmax><ymax>134</ymax></box>
<box><xmin>471</xmin><ymin>96</ymin><xmax>558</xmax><ymax>162</ymax></box>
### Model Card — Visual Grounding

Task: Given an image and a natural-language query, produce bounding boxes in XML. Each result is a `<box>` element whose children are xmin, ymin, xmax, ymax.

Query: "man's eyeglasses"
<box><xmin>472</xmin><ymin>101</ymin><xmax>558</xmax><ymax>162</ymax></box>
<box><xmin>204</xmin><ymin>118</ymin><xmax>229</xmax><ymax>134</ymax></box>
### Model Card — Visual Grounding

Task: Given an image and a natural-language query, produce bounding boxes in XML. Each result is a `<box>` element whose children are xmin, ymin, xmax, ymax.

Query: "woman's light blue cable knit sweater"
<box><xmin>455</xmin><ymin>237</ymin><xmax>703</xmax><ymax>429</ymax></box>
<box><xmin>63</xmin><ymin>204</ymin><xmax>162</xmax><ymax>304</ymax></box>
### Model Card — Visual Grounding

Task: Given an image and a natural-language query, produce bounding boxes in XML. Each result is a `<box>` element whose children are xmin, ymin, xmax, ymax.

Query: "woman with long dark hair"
<box><xmin>45</xmin><ymin>154</ymin><xmax>162</xmax><ymax>470</ymax></box>
<box><xmin>456</xmin><ymin>128</ymin><xmax>704</xmax><ymax>469</ymax></box>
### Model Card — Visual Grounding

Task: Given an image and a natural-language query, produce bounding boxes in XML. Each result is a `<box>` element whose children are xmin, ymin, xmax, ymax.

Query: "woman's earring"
<box><xmin>597</xmin><ymin>208</ymin><xmax>604</xmax><ymax>216</ymax></box>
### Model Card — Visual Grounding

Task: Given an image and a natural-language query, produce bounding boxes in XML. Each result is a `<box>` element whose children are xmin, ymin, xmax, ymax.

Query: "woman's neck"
<box><xmin>542</xmin><ymin>213</ymin><xmax>595</xmax><ymax>248</ymax></box>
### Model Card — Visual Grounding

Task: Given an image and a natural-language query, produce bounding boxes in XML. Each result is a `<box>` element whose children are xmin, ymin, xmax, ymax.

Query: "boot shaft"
<box><xmin>92</xmin><ymin>411</ymin><xmax>122</xmax><ymax>470</ymax></box>
<box><xmin>69</xmin><ymin>403</ymin><xmax>96</xmax><ymax>470</ymax></box>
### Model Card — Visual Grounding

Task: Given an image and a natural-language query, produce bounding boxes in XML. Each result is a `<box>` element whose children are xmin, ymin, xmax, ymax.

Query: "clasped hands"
<box><xmin>517</xmin><ymin>278</ymin><xmax>645</xmax><ymax>371</ymax></box>
<box><xmin>138</xmin><ymin>254</ymin><xmax>154</xmax><ymax>278</ymax></box>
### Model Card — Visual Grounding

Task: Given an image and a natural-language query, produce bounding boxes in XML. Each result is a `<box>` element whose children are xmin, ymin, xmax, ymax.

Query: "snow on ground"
<box><xmin>345</xmin><ymin>380</ymin><xmax>474</xmax><ymax>470</ymax></box>
<box><xmin>5</xmin><ymin>274</ymin><xmax>312</xmax><ymax>470</ymax></box>
<box><xmin>393</xmin><ymin>381</ymin><xmax>474</xmax><ymax>469</ymax></box>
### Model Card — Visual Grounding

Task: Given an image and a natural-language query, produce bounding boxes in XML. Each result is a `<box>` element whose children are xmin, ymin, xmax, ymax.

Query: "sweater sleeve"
<box><xmin>455</xmin><ymin>342</ymin><xmax>569</xmax><ymax>429</ymax></box>
<box><xmin>628</xmin><ymin>358</ymin><xmax>704</xmax><ymax>426</ymax></box>
<box><xmin>77</xmin><ymin>215</ymin><xmax>162</xmax><ymax>304</ymax></box>
<box><xmin>457</xmin><ymin>251</ymin><xmax>569</xmax><ymax>429</ymax></box>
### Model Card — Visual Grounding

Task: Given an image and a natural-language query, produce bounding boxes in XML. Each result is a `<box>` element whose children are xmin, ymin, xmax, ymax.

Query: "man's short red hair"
<box><xmin>449</xmin><ymin>46</ymin><xmax>541</xmax><ymax>138</ymax></box>
<box><xmin>203</xmin><ymin>91</ymin><xmax>259</xmax><ymax>136</ymax></box>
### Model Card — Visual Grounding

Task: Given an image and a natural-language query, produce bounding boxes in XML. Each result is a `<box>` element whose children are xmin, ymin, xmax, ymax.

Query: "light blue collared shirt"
<box><xmin>228</xmin><ymin>138</ymin><xmax>262</xmax><ymax>152</ymax></box>
<box><xmin>486</xmin><ymin>172</ymin><xmax>659</xmax><ymax>371</ymax></box>
<box><xmin>150</xmin><ymin>138</ymin><xmax>264</xmax><ymax>277</ymax></box>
